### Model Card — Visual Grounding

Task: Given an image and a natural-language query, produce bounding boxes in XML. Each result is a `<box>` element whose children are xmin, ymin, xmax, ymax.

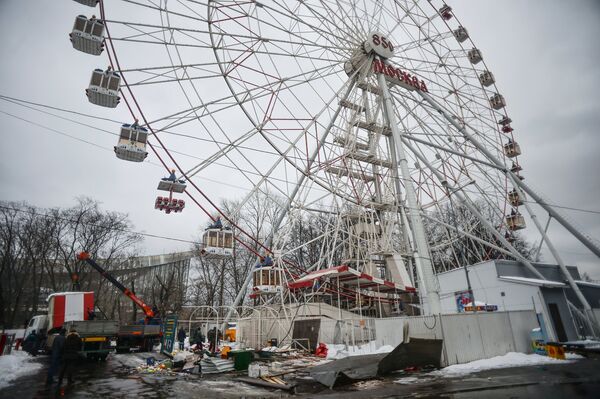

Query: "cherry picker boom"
<box><xmin>77</xmin><ymin>251</ymin><xmax>155</xmax><ymax>320</ymax></box>
<box><xmin>77</xmin><ymin>252</ymin><xmax>162</xmax><ymax>352</ymax></box>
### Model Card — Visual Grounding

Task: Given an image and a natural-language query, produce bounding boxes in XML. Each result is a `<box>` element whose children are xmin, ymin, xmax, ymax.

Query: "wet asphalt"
<box><xmin>1</xmin><ymin>352</ymin><xmax>599</xmax><ymax>398</ymax></box>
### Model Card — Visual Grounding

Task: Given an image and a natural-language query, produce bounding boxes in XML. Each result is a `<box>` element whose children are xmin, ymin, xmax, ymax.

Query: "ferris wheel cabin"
<box><xmin>489</xmin><ymin>93</ymin><xmax>506</xmax><ymax>110</ymax></box>
<box><xmin>479</xmin><ymin>71</ymin><xmax>495</xmax><ymax>87</ymax></box>
<box><xmin>114</xmin><ymin>123</ymin><xmax>148</xmax><ymax>162</ymax></box>
<box><xmin>468</xmin><ymin>48</ymin><xmax>483</xmax><ymax>64</ymax></box>
<box><xmin>503</xmin><ymin>140</ymin><xmax>521</xmax><ymax>158</ymax></box>
<box><xmin>438</xmin><ymin>5</ymin><xmax>453</xmax><ymax>20</ymax></box>
<box><xmin>86</xmin><ymin>68</ymin><xmax>120</xmax><ymax>108</ymax></box>
<box><xmin>453</xmin><ymin>26</ymin><xmax>469</xmax><ymax>43</ymax></box>
<box><xmin>252</xmin><ymin>266</ymin><xmax>284</xmax><ymax>296</ymax></box>
<box><xmin>70</xmin><ymin>15</ymin><xmax>104</xmax><ymax>55</ymax></box>
<box><xmin>506</xmin><ymin>212</ymin><xmax>526</xmax><ymax>231</ymax></box>
<box><xmin>73</xmin><ymin>0</ymin><xmax>99</xmax><ymax>6</ymax></box>
<box><xmin>155</xmin><ymin>197</ymin><xmax>185</xmax><ymax>214</ymax></box>
<box><xmin>508</xmin><ymin>189</ymin><xmax>525</xmax><ymax>207</ymax></box>
<box><xmin>200</xmin><ymin>228</ymin><xmax>234</xmax><ymax>258</ymax></box>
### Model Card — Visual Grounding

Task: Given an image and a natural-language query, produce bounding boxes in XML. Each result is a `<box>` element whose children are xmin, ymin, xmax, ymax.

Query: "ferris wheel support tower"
<box><xmin>376</xmin><ymin>60</ymin><xmax>441</xmax><ymax>314</ymax></box>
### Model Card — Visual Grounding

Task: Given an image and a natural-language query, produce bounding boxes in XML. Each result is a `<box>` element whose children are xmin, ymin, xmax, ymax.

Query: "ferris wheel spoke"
<box><xmin>120</xmin><ymin>0</ymin><xmax>209</xmax><ymax>23</ymax></box>
<box><xmin>145</xmin><ymin>62</ymin><xmax>344</xmax><ymax>134</ymax></box>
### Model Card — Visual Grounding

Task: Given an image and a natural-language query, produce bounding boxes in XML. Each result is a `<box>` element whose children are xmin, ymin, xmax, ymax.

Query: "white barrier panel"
<box><xmin>237</xmin><ymin>310</ymin><xmax>538</xmax><ymax>365</ymax></box>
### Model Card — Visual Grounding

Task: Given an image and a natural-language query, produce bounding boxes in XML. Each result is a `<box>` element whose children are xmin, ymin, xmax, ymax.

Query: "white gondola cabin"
<box><xmin>504</xmin><ymin>140</ymin><xmax>521</xmax><ymax>158</ymax></box>
<box><xmin>201</xmin><ymin>228</ymin><xmax>234</xmax><ymax>258</ymax></box>
<box><xmin>114</xmin><ymin>123</ymin><xmax>148</xmax><ymax>162</ymax></box>
<box><xmin>453</xmin><ymin>26</ymin><xmax>469</xmax><ymax>43</ymax></box>
<box><xmin>508</xmin><ymin>189</ymin><xmax>525</xmax><ymax>207</ymax></box>
<box><xmin>468</xmin><ymin>48</ymin><xmax>483</xmax><ymax>64</ymax></box>
<box><xmin>252</xmin><ymin>266</ymin><xmax>283</xmax><ymax>295</ymax></box>
<box><xmin>489</xmin><ymin>93</ymin><xmax>506</xmax><ymax>110</ymax></box>
<box><xmin>86</xmin><ymin>68</ymin><xmax>120</xmax><ymax>108</ymax></box>
<box><xmin>479</xmin><ymin>71</ymin><xmax>495</xmax><ymax>87</ymax></box>
<box><xmin>70</xmin><ymin>15</ymin><xmax>104</xmax><ymax>55</ymax></box>
<box><xmin>506</xmin><ymin>212</ymin><xmax>526</xmax><ymax>231</ymax></box>
<box><xmin>439</xmin><ymin>5</ymin><xmax>453</xmax><ymax>20</ymax></box>
<box><xmin>73</xmin><ymin>0</ymin><xmax>99</xmax><ymax>6</ymax></box>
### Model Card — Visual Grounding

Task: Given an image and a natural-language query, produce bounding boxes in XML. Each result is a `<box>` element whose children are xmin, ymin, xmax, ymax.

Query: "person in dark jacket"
<box><xmin>58</xmin><ymin>328</ymin><xmax>82</xmax><ymax>386</ymax></box>
<box><xmin>192</xmin><ymin>327</ymin><xmax>204</xmax><ymax>350</ymax></box>
<box><xmin>207</xmin><ymin>327</ymin><xmax>221</xmax><ymax>353</ymax></box>
<box><xmin>23</xmin><ymin>330</ymin><xmax>39</xmax><ymax>356</ymax></box>
<box><xmin>46</xmin><ymin>329</ymin><xmax>66</xmax><ymax>384</ymax></box>
<box><xmin>177</xmin><ymin>327</ymin><xmax>186</xmax><ymax>351</ymax></box>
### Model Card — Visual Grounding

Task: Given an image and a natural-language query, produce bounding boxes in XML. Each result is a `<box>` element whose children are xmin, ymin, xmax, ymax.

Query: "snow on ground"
<box><xmin>0</xmin><ymin>350</ymin><xmax>43</xmax><ymax>389</ymax></box>
<box><xmin>429</xmin><ymin>352</ymin><xmax>580</xmax><ymax>378</ymax></box>
<box><xmin>326</xmin><ymin>341</ymin><xmax>394</xmax><ymax>360</ymax></box>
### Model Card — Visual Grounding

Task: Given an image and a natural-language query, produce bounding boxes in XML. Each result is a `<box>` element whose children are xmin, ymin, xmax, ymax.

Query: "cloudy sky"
<box><xmin>0</xmin><ymin>1</ymin><xmax>599</xmax><ymax>278</ymax></box>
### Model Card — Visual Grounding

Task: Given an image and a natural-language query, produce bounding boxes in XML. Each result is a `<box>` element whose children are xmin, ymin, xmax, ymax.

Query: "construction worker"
<box><xmin>208</xmin><ymin>216</ymin><xmax>223</xmax><ymax>229</ymax></box>
<box><xmin>58</xmin><ymin>327</ymin><xmax>82</xmax><ymax>386</ymax></box>
<box><xmin>87</xmin><ymin>307</ymin><xmax>96</xmax><ymax>320</ymax></box>
<box><xmin>177</xmin><ymin>327</ymin><xmax>187</xmax><ymax>351</ymax></box>
<box><xmin>261</xmin><ymin>253</ymin><xmax>274</xmax><ymax>267</ymax></box>
<box><xmin>23</xmin><ymin>330</ymin><xmax>39</xmax><ymax>356</ymax></box>
<box><xmin>207</xmin><ymin>327</ymin><xmax>218</xmax><ymax>353</ymax></box>
<box><xmin>162</xmin><ymin>169</ymin><xmax>177</xmax><ymax>182</ymax></box>
<box><xmin>192</xmin><ymin>327</ymin><xmax>204</xmax><ymax>350</ymax></box>
<box><xmin>46</xmin><ymin>328</ymin><xmax>66</xmax><ymax>385</ymax></box>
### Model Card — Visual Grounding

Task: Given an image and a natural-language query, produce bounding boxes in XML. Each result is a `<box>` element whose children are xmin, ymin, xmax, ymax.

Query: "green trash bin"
<box><xmin>230</xmin><ymin>350</ymin><xmax>254</xmax><ymax>371</ymax></box>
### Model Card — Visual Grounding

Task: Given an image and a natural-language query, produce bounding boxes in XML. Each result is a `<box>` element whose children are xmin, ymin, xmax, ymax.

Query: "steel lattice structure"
<box><xmin>65</xmin><ymin>0</ymin><xmax>600</xmax><ymax>329</ymax></box>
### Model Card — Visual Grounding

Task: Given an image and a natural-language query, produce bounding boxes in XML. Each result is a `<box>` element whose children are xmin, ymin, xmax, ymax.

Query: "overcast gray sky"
<box><xmin>0</xmin><ymin>1</ymin><xmax>599</xmax><ymax>278</ymax></box>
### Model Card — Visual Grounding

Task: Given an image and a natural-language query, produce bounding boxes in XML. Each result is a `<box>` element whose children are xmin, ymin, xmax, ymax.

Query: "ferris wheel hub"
<box><xmin>363</xmin><ymin>32</ymin><xmax>395</xmax><ymax>59</ymax></box>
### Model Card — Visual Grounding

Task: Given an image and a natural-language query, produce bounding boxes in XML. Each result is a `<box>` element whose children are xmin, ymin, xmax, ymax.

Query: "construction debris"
<box><xmin>135</xmin><ymin>357</ymin><xmax>177</xmax><ymax>375</ymax></box>
<box><xmin>201</xmin><ymin>357</ymin><xmax>235</xmax><ymax>374</ymax></box>
<box><xmin>237</xmin><ymin>376</ymin><xmax>296</xmax><ymax>391</ymax></box>
<box><xmin>309</xmin><ymin>338</ymin><xmax>443</xmax><ymax>388</ymax></box>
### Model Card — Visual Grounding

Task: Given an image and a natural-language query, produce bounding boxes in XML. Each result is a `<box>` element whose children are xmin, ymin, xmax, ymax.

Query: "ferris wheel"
<box><xmin>67</xmin><ymin>0</ymin><xmax>600</xmax><ymax>318</ymax></box>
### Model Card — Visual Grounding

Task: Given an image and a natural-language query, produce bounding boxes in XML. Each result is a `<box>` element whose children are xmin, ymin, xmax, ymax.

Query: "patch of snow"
<box><xmin>394</xmin><ymin>376</ymin><xmax>420</xmax><ymax>385</ymax></box>
<box><xmin>432</xmin><ymin>352</ymin><xmax>576</xmax><ymax>377</ymax></box>
<box><xmin>0</xmin><ymin>350</ymin><xmax>43</xmax><ymax>389</ymax></box>
<box><xmin>325</xmin><ymin>341</ymin><xmax>394</xmax><ymax>360</ymax></box>
<box><xmin>261</xmin><ymin>346</ymin><xmax>278</xmax><ymax>352</ymax></box>
<box><xmin>565</xmin><ymin>352</ymin><xmax>585</xmax><ymax>360</ymax></box>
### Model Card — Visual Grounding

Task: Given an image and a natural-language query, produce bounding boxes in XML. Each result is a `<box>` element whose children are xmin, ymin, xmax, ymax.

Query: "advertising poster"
<box><xmin>455</xmin><ymin>290</ymin><xmax>473</xmax><ymax>313</ymax></box>
<box><xmin>161</xmin><ymin>314</ymin><xmax>178</xmax><ymax>355</ymax></box>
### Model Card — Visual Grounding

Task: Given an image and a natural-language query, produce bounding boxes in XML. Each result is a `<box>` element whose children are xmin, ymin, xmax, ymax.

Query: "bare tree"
<box><xmin>0</xmin><ymin>199</ymin><xmax>142</xmax><ymax>328</ymax></box>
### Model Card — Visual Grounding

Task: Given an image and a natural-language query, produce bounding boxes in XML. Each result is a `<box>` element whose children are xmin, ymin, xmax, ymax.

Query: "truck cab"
<box><xmin>24</xmin><ymin>315</ymin><xmax>49</xmax><ymax>339</ymax></box>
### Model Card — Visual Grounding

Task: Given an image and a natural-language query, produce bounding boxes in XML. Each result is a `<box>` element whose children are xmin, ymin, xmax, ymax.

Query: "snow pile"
<box><xmin>326</xmin><ymin>341</ymin><xmax>394</xmax><ymax>360</ymax></box>
<box><xmin>0</xmin><ymin>351</ymin><xmax>43</xmax><ymax>389</ymax></box>
<box><xmin>260</xmin><ymin>344</ymin><xmax>292</xmax><ymax>352</ymax></box>
<box><xmin>432</xmin><ymin>352</ymin><xmax>576</xmax><ymax>377</ymax></box>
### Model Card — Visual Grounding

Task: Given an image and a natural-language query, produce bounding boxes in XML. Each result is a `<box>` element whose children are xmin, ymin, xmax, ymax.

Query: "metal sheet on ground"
<box><xmin>309</xmin><ymin>338</ymin><xmax>443</xmax><ymax>388</ymax></box>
